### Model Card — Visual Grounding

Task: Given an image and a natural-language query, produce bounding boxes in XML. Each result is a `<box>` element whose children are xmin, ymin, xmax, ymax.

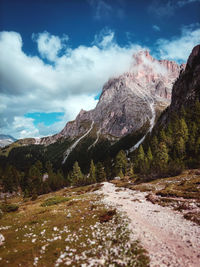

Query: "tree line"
<box><xmin>1</xmin><ymin>100</ymin><xmax>200</xmax><ymax>196</ymax></box>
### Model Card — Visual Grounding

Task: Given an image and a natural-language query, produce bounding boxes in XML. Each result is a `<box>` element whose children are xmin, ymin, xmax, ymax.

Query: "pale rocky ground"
<box><xmin>97</xmin><ymin>182</ymin><xmax>200</xmax><ymax>267</ymax></box>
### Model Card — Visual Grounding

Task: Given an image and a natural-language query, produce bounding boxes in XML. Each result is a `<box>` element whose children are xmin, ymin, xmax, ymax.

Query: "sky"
<box><xmin>0</xmin><ymin>0</ymin><xmax>200</xmax><ymax>139</ymax></box>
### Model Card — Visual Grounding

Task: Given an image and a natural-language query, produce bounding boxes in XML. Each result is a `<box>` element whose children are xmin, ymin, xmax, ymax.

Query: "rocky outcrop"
<box><xmin>169</xmin><ymin>45</ymin><xmax>200</xmax><ymax>112</ymax></box>
<box><xmin>39</xmin><ymin>50</ymin><xmax>183</xmax><ymax>145</ymax></box>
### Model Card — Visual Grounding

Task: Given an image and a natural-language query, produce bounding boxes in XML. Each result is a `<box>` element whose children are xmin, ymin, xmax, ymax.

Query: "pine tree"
<box><xmin>56</xmin><ymin>170</ymin><xmax>65</xmax><ymax>189</ymax></box>
<box><xmin>95</xmin><ymin>162</ymin><xmax>106</xmax><ymax>182</ymax></box>
<box><xmin>175</xmin><ymin>137</ymin><xmax>185</xmax><ymax>158</ymax></box>
<box><xmin>71</xmin><ymin>161</ymin><xmax>84</xmax><ymax>186</ymax></box>
<box><xmin>195</xmin><ymin>137</ymin><xmax>200</xmax><ymax>155</ymax></box>
<box><xmin>138</xmin><ymin>145</ymin><xmax>145</xmax><ymax>162</ymax></box>
<box><xmin>194</xmin><ymin>100</ymin><xmax>200</xmax><ymax>124</ymax></box>
<box><xmin>155</xmin><ymin>142</ymin><xmax>169</xmax><ymax>170</ymax></box>
<box><xmin>151</xmin><ymin>136</ymin><xmax>158</xmax><ymax>155</ymax></box>
<box><xmin>35</xmin><ymin>160</ymin><xmax>43</xmax><ymax>173</ymax></box>
<box><xmin>128</xmin><ymin>162</ymin><xmax>134</xmax><ymax>177</ymax></box>
<box><xmin>2</xmin><ymin>165</ymin><xmax>14</xmax><ymax>193</ymax></box>
<box><xmin>159</xmin><ymin>129</ymin><xmax>167</xmax><ymax>143</ymax></box>
<box><xmin>147</xmin><ymin>147</ymin><xmax>153</xmax><ymax>162</ymax></box>
<box><xmin>28</xmin><ymin>164</ymin><xmax>42</xmax><ymax>195</ymax></box>
<box><xmin>179</xmin><ymin>118</ymin><xmax>189</xmax><ymax>142</ymax></box>
<box><xmin>88</xmin><ymin>160</ymin><xmax>96</xmax><ymax>184</ymax></box>
<box><xmin>115</xmin><ymin>150</ymin><xmax>127</xmax><ymax>177</ymax></box>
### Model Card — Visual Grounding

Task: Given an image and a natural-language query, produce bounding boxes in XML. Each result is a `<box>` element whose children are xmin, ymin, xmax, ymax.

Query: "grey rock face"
<box><xmin>39</xmin><ymin>50</ymin><xmax>183</xmax><ymax>145</ymax></box>
<box><xmin>169</xmin><ymin>44</ymin><xmax>200</xmax><ymax>112</ymax></box>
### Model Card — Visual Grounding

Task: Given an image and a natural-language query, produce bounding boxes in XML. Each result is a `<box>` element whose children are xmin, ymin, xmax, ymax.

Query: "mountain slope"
<box><xmin>0</xmin><ymin>135</ymin><xmax>17</xmax><ymax>148</ymax></box>
<box><xmin>160</xmin><ymin>44</ymin><xmax>200</xmax><ymax>124</ymax></box>
<box><xmin>39</xmin><ymin>50</ymin><xmax>182</xmax><ymax>147</ymax></box>
<box><xmin>131</xmin><ymin>44</ymin><xmax>200</xmax><ymax>178</ymax></box>
<box><xmin>1</xmin><ymin>50</ymin><xmax>184</xmax><ymax>172</ymax></box>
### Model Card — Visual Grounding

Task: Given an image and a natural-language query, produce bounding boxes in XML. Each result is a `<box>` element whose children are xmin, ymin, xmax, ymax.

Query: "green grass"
<box><xmin>0</xmin><ymin>184</ymin><xmax>149</xmax><ymax>266</ymax></box>
<box><xmin>41</xmin><ymin>196</ymin><xmax>70</xmax><ymax>207</ymax></box>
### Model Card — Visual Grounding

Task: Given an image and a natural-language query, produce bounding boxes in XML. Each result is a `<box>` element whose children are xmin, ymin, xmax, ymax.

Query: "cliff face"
<box><xmin>39</xmin><ymin>50</ymin><xmax>183</xmax><ymax>145</ymax></box>
<box><xmin>168</xmin><ymin>45</ymin><xmax>200</xmax><ymax>113</ymax></box>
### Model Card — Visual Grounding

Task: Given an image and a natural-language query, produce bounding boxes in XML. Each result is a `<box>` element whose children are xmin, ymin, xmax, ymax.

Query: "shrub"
<box><xmin>31</xmin><ymin>192</ymin><xmax>38</xmax><ymax>201</ymax></box>
<box><xmin>41</xmin><ymin>196</ymin><xmax>70</xmax><ymax>207</ymax></box>
<box><xmin>0</xmin><ymin>209</ymin><xmax>3</xmax><ymax>219</ymax></box>
<box><xmin>0</xmin><ymin>203</ymin><xmax>19</xmax><ymax>212</ymax></box>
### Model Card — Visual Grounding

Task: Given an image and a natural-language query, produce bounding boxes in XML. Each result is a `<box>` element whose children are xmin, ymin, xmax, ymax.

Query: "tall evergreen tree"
<box><xmin>88</xmin><ymin>160</ymin><xmax>96</xmax><ymax>184</ymax></box>
<box><xmin>179</xmin><ymin>118</ymin><xmax>189</xmax><ymax>141</ymax></box>
<box><xmin>137</xmin><ymin>145</ymin><xmax>145</xmax><ymax>162</ymax></box>
<box><xmin>147</xmin><ymin>147</ymin><xmax>153</xmax><ymax>162</ymax></box>
<box><xmin>115</xmin><ymin>150</ymin><xmax>127</xmax><ymax>177</ymax></box>
<box><xmin>28</xmin><ymin>164</ymin><xmax>42</xmax><ymax>195</ymax></box>
<box><xmin>151</xmin><ymin>136</ymin><xmax>158</xmax><ymax>155</ymax></box>
<box><xmin>155</xmin><ymin>142</ymin><xmax>169</xmax><ymax>170</ymax></box>
<box><xmin>96</xmin><ymin>162</ymin><xmax>106</xmax><ymax>182</ymax></box>
<box><xmin>71</xmin><ymin>161</ymin><xmax>84</xmax><ymax>186</ymax></box>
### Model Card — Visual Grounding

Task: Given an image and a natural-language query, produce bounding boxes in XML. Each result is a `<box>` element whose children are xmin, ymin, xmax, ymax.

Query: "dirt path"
<box><xmin>98</xmin><ymin>182</ymin><xmax>200</xmax><ymax>267</ymax></box>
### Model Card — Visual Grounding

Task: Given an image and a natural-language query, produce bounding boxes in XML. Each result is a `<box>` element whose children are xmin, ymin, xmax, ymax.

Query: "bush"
<box><xmin>0</xmin><ymin>209</ymin><xmax>3</xmax><ymax>219</ymax></box>
<box><xmin>0</xmin><ymin>203</ymin><xmax>19</xmax><ymax>212</ymax></box>
<box><xmin>31</xmin><ymin>192</ymin><xmax>38</xmax><ymax>201</ymax></box>
<box><xmin>41</xmin><ymin>196</ymin><xmax>70</xmax><ymax>207</ymax></box>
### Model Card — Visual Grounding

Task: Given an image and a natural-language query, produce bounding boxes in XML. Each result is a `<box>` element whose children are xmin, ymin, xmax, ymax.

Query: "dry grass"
<box><xmin>0</xmin><ymin>183</ymin><xmax>149</xmax><ymax>266</ymax></box>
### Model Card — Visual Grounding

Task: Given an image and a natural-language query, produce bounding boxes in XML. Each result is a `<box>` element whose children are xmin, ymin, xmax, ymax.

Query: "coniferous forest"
<box><xmin>1</xmin><ymin>100</ymin><xmax>200</xmax><ymax>199</ymax></box>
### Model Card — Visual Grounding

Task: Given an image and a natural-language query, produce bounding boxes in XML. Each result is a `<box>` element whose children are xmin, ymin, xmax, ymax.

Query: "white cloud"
<box><xmin>152</xmin><ymin>25</ymin><xmax>160</xmax><ymax>32</ymax></box>
<box><xmin>0</xmin><ymin>30</ymin><xmax>142</xmax><ymax>139</ymax></box>
<box><xmin>155</xmin><ymin>24</ymin><xmax>200</xmax><ymax>61</ymax></box>
<box><xmin>12</xmin><ymin>116</ymin><xmax>39</xmax><ymax>139</ymax></box>
<box><xmin>93</xmin><ymin>28</ymin><xmax>115</xmax><ymax>48</ymax></box>
<box><xmin>32</xmin><ymin>31</ymin><xmax>69</xmax><ymax>61</ymax></box>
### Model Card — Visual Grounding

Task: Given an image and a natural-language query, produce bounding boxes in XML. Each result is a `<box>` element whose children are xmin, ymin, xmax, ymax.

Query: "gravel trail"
<box><xmin>98</xmin><ymin>182</ymin><xmax>200</xmax><ymax>267</ymax></box>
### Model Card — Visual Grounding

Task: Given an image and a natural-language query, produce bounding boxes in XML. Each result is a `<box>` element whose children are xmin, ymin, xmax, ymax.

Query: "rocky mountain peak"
<box><xmin>38</xmin><ymin>50</ymin><xmax>184</xmax><ymax>146</ymax></box>
<box><xmin>133</xmin><ymin>50</ymin><xmax>154</xmax><ymax>64</ymax></box>
<box><xmin>187</xmin><ymin>44</ymin><xmax>200</xmax><ymax>69</ymax></box>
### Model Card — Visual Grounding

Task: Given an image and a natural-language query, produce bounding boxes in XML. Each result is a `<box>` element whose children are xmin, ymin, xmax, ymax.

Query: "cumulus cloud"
<box><xmin>155</xmin><ymin>24</ymin><xmax>200</xmax><ymax>61</ymax></box>
<box><xmin>11</xmin><ymin>117</ymin><xmax>39</xmax><ymax>139</ymax></box>
<box><xmin>32</xmin><ymin>31</ymin><xmax>69</xmax><ymax>61</ymax></box>
<box><xmin>0</xmin><ymin>29</ymin><xmax>142</xmax><ymax>138</ymax></box>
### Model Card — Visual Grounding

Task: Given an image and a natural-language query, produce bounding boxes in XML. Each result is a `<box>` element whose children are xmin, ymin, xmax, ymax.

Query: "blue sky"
<box><xmin>0</xmin><ymin>0</ymin><xmax>200</xmax><ymax>139</ymax></box>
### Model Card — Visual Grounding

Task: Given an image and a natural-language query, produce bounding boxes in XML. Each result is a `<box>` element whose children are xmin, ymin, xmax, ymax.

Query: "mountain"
<box><xmin>131</xmin><ymin>44</ymin><xmax>200</xmax><ymax>178</ymax></box>
<box><xmin>157</xmin><ymin>44</ymin><xmax>200</xmax><ymax>128</ymax></box>
<box><xmin>38</xmin><ymin>50</ymin><xmax>183</xmax><ymax>147</ymax></box>
<box><xmin>0</xmin><ymin>50</ymin><xmax>186</xmax><ymax>174</ymax></box>
<box><xmin>4</xmin><ymin>50</ymin><xmax>183</xmax><ymax>171</ymax></box>
<box><xmin>0</xmin><ymin>134</ymin><xmax>17</xmax><ymax>148</ymax></box>
<box><xmin>165</xmin><ymin>44</ymin><xmax>200</xmax><ymax>117</ymax></box>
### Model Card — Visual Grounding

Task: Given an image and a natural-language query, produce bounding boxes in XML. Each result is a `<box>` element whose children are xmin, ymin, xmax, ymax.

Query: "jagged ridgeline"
<box><xmin>131</xmin><ymin>45</ymin><xmax>200</xmax><ymax>179</ymax></box>
<box><xmin>0</xmin><ymin>46</ymin><xmax>199</xmax><ymax>195</ymax></box>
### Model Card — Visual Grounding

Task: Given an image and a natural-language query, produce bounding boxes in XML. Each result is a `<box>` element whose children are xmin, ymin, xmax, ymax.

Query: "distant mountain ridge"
<box><xmin>0</xmin><ymin>134</ymin><xmax>17</xmax><ymax>148</ymax></box>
